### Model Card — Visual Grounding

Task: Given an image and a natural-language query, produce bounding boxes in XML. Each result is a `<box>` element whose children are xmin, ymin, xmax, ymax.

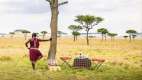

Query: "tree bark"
<box><xmin>73</xmin><ymin>35</ymin><xmax>75</xmax><ymax>42</ymax></box>
<box><xmin>43</xmin><ymin>34</ymin><xmax>45</xmax><ymax>39</ymax></box>
<box><xmin>48</xmin><ymin>0</ymin><xmax>58</xmax><ymax>66</ymax></box>
<box><xmin>111</xmin><ymin>37</ymin><xmax>112</xmax><ymax>41</ymax></box>
<box><xmin>76</xmin><ymin>36</ymin><xmax>78</xmax><ymax>41</ymax></box>
<box><xmin>24</xmin><ymin>33</ymin><xmax>27</xmax><ymax>40</ymax></box>
<box><xmin>104</xmin><ymin>34</ymin><xmax>107</xmax><ymax>41</ymax></box>
<box><xmin>86</xmin><ymin>30</ymin><xmax>89</xmax><ymax>45</ymax></box>
<box><xmin>129</xmin><ymin>34</ymin><xmax>131</xmax><ymax>42</ymax></box>
<box><xmin>10</xmin><ymin>35</ymin><xmax>14</xmax><ymax>38</ymax></box>
<box><xmin>101</xmin><ymin>34</ymin><xmax>104</xmax><ymax>41</ymax></box>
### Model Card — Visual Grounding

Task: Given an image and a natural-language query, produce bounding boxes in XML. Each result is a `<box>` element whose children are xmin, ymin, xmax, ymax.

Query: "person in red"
<box><xmin>25</xmin><ymin>33</ymin><xmax>51</xmax><ymax>70</ymax></box>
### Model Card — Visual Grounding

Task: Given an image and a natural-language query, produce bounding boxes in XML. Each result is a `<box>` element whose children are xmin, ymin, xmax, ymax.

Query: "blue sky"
<box><xmin>0</xmin><ymin>0</ymin><xmax>142</xmax><ymax>35</ymax></box>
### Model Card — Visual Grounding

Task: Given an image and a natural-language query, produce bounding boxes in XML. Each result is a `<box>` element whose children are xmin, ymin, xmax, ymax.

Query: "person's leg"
<box><xmin>38</xmin><ymin>56</ymin><xmax>43</xmax><ymax>60</ymax></box>
<box><xmin>31</xmin><ymin>61</ymin><xmax>36</xmax><ymax>70</ymax></box>
<box><xmin>37</xmin><ymin>50</ymin><xmax>43</xmax><ymax>60</ymax></box>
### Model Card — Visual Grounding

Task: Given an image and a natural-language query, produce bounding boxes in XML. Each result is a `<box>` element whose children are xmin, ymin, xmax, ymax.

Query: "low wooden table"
<box><xmin>60</xmin><ymin>56</ymin><xmax>105</xmax><ymax>70</ymax></box>
<box><xmin>60</xmin><ymin>56</ymin><xmax>72</xmax><ymax>67</ymax></box>
<box><xmin>91</xmin><ymin>58</ymin><xmax>105</xmax><ymax>70</ymax></box>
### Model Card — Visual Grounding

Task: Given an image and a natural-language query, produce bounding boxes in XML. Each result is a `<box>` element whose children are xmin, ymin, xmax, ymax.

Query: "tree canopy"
<box><xmin>97</xmin><ymin>28</ymin><xmax>108</xmax><ymax>34</ymax></box>
<box><xmin>126</xmin><ymin>29</ymin><xmax>137</xmax><ymax>41</ymax></box>
<box><xmin>41</xmin><ymin>31</ymin><xmax>48</xmax><ymax>34</ymax></box>
<box><xmin>126</xmin><ymin>29</ymin><xmax>137</xmax><ymax>34</ymax></box>
<box><xmin>14</xmin><ymin>29</ymin><xmax>31</xmax><ymax>34</ymax></box>
<box><xmin>68</xmin><ymin>25</ymin><xmax>82</xmax><ymax>32</ymax></box>
<box><xmin>108</xmin><ymin>33</ymin><xmax>117</xmax><ymax>37</ymax></box>
<box><xmin>68</xmin><ymin>25</ymin><xmax>82</xmax><ymax>41</ymax></box>
<box><xmin>75</xmin><ymin>15</ymin><xmax>103</xmax><ymax>45</ymax></box>
<box><xmin>75</xmin><ymin>15</ymin><xmax>103</xmax><ymax>31</ymax></box>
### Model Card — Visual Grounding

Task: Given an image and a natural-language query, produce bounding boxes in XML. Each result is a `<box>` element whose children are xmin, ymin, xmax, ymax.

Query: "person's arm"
<box><xmin>39</xmin><ymin>38</ymin><xmax>52</xmax><ymax>42</ymax></box>
<box><xmin>25</xmin><ymin>39</ymin><xmax>30</xmax><ymax>49</ymax></box>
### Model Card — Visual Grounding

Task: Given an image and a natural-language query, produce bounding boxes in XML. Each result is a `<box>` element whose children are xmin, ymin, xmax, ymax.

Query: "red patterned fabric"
<box><xmin>30</xmin><ymin>38</ymin><xmax>39</xmax><ymax>48</ymax></box>
<box><xmin>29</xmin><ymin>48</ymin><xmax>43</xmax><ymax>62</ymax></box>
<box><xmin>29</xmin><ymin>38</ymin><xmax>42</xmax><ymax>62</ymax></box>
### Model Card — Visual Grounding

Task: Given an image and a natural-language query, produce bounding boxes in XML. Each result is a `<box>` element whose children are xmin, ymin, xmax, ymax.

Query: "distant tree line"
<box><xmin>68</xmin><ymin>15</ymin><xmax>138</xmax><ymax>44</ymax></box>
<box><xmin>8</xmin><ymin>29</ymin><xmax>67</xmax><ymax>40</ymax></box>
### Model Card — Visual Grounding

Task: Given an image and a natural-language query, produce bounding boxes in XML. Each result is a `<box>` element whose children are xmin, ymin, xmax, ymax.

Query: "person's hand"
<box><xmin>27</xmin><ymin>47</ymin><xmax>30</xmax><ymax>50</ymax></box>
<box><xmin>49</xmin><ymin>38</ymin><xmax>52</xmax><ymax>41</ymax></box>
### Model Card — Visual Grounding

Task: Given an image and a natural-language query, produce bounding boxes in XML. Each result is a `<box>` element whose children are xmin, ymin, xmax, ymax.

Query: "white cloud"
<box><xmin>0</xmin><ymin>0</ymin><xmax>50</xmax><ymax>14</ymax></box>
<box><xmin>0</xmin><ymin>0</ymin><xmax>141</xmax><ymax>35</ymax></box>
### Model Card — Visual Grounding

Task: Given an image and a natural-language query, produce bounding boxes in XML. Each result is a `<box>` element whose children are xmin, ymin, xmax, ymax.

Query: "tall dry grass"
<box><xmin>0</xmin><ymin>37</ymin><xmax>142</xmax><ymax>80</ymax></box>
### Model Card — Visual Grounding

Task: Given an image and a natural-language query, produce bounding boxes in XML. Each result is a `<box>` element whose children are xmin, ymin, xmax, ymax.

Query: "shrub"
<box><xmin>0</xmin><ymin>56</ymin><xmax>12</xmax><ymax>61</ymax></box>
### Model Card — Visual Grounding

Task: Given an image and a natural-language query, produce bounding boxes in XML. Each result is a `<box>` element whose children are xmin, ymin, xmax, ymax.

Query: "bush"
<box><xmin>0</xmin><ymin>56</ymin><xmax>12</xmax><ymax>61</ymax></box>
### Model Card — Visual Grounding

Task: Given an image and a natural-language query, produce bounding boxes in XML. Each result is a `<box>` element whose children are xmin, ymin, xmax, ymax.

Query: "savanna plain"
<box><xmin>0</xmin><ymin>37</ymin><xmax>142</xmax><ymax>80</ymax></box>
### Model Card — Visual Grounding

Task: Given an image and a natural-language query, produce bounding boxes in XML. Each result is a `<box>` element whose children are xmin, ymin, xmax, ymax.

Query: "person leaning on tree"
<box><xmin>25</xmin><ymin>33</ymin><xmax>52</xmax><ymax>70</ymax></box>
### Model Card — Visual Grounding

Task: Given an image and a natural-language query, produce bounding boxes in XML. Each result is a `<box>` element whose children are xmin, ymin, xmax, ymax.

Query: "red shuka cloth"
<box><xmin>29</xmin><ymin>48</ymin><xmax>43</xmax><ymax>62</ymax></box>
<box><xmin>29</xmin><ymin>38</ymin><xmax>43</xmax><ymax>62</ymax></box>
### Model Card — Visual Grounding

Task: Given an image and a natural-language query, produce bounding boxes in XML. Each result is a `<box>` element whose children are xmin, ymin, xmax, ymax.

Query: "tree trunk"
<box><xmin>24</xmin><ymin>33</ymin><xmax>27</xmax><ymax>40</ymax></box>
<box><xmin>86</xmin><ymin>30</ymin><xmax>89</xmax><ymax>45</ymax></box>
<box><xmin>76</xmin><ymin>36</ymin><xmax>78</xmax><ymax>41</ymax></box>
<box><xmin>73</xmin><ymin>35</ymin><xmax>75</xmax><ymax>42</ymax></box>
<box><xmin>48</xmin><ymin>0</ymin><xmax>58</xmax><ymax>66</ymax></box>
<box><xmin>111</xmin><ymin>37</ymin><xmax>112</xmax><ymax>41</ymax></box>
<box><xmin>129</xmin><ymin>35</ymin><xmax>131</xmax><ymax>42</ymax></box>
<box><xmin>43</xmin><ymin>34</ymin><xmax>45</xmax><ymax>39</ymax></box>
<box><xmin>10</xmin><ymin>35</ymin><xmax>13</xmax><ymax>38</ymax></box>
<box><xmin>101</xmin><ymin>34</ymin><xmax>103</xmax><ymax>41</ymax></box>
<box><xmin>113</xmin><ymin>37</ymin><xmax>115</xmax><ymax>41</ymax></box>
<box><xmin>132</xmin><ymin>36</ymin><xmax>135</xmax><ymax>41</ymax></box>
<box><xmin>104</xmin><ymin>34</ymin><xmax>107</xmax><ymax>41</ymax></box>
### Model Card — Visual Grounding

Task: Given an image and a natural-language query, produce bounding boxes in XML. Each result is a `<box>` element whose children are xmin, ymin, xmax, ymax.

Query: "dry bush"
<box><xmin>0</xmin><ymin>56</ymin><xmax>12</xmax><ymax>61</ymax></box>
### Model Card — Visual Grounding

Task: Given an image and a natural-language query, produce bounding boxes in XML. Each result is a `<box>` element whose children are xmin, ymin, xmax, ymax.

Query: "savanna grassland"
<box><xmin>0</xmin><ymin>37</ymin><xmax>142</xmax><ymax>80</ymax></box>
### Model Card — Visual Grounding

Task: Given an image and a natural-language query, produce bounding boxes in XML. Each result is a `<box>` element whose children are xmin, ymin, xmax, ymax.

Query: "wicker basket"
<box><xmin>73</xmin><ymin>58</ymin><xmax>91</xmax><ymax>68</ymax></box>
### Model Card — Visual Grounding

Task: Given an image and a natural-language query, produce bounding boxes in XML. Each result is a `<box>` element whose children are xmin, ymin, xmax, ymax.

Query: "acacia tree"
<box><xmin>57</xmin><ymin>31</ymin><xmax>66</xmax><ymax>37</ymax></box>
<box><xmin>75</xmin><ymin>15</ymin><xmax>103</xmax><ymax>45</ymax></box>
<box><xmin>126</xmin><ymin>29</ymin><xmax>137</xmax><ymax>42</ymax></box>
<box><xmin>107</xmin><ymin>33</ymin><xmax>117</xmax><ymax>40</ymax></box>
<box><xmin>15</xmin><ymin>29</ymin><xmax>31</xmax><ymax>40</ymax></box>
<box><xmin>68</xmin><ymin>25</ymin><xmax>82</xmax><ymax>41</ymax></box>
<box><xmin>123</xmin><ymin>35</ymin><xmax>128</xmax><ymax>40</ymax></box>
<box><xmin>9</xmin><ymin>32</ymin><xmax>15</xmax><ymax>38</ymax></box>
<box><xmin>21</xmin><ymin>30</ymin><xmax>31</xmax><ymax>40</ymax></box>
<box><xmin>41</xmin><ymin>31</ymin><xmax>48</xmax><ymax>39</ymax></box>
<box><xmin>72</xmin><ymin>32</ymin><xmax>80</xmax><ymax>41</ymax></box>
<box><xmin>97</xmin><ymin>28</ymin><xmax>108</xmax><ymax>41</ymax></box>
<box><xmin>132</xmin><ymin>34</ymin><xmax>137</xmax><ymax>40</ymax></box>
<box><xmin>46</xmin><ymin>0</ymin><xmax>68</xmax><ymax>65</ymax></box>
<box><xmin>57</xmin><ymin>31</ymin><xmax>62</xmax><ymax>37</ymax></box>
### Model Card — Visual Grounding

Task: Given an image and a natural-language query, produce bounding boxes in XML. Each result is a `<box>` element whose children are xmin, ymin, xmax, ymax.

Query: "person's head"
<box><xmin>32</xmin><ymin>33</ymin><xmax>37</xmax><ymax>38</ymax></box>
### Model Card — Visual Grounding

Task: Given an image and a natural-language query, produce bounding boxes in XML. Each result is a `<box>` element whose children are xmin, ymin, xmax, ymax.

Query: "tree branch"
<box><xmin>88</xmin><ymin>26</ymin><xmax>93</xmax><ymax>30</ymax></box>
<box><xmin>80</xmin><ymin>22</ymin><xmax>86</xmax><ymax>28</ymax></box>
<box><xmin>58</xmin><ymin>1</ymin><xmax>68</xmax><ymax>6</ymax></box>
<box><xmin>46</xmin><ymin>0</ymin><xmax>51</xmax><ymax>3</ymax></box>
<box><xmin>92</xmin><ymin>22</ymin><xmax>98</xmax><ymax>26</ymax></box>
